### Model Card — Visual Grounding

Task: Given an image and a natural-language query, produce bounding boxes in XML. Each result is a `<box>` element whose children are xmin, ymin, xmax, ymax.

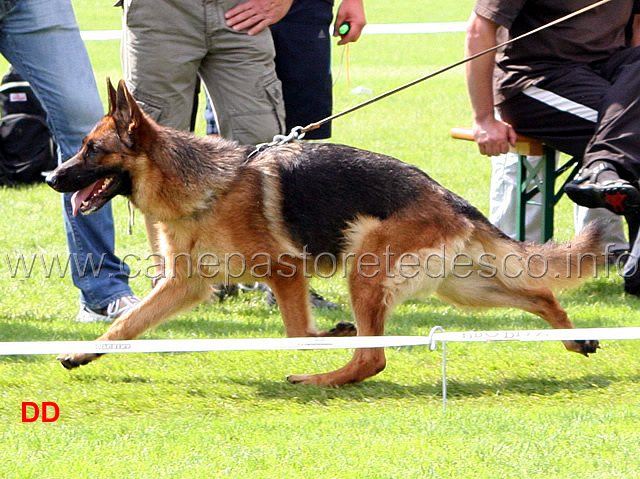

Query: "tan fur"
<box><xmin>50</xmin><ymin>79</ymin><xmax>606</xmax><ymax>386</ymax></box>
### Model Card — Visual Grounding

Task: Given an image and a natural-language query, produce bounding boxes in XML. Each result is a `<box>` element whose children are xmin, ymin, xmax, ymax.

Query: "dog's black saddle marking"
<box><xmin>278</xmin><ymin>144</ymin><xmax>432</xmax><ymax>256</ymax></box>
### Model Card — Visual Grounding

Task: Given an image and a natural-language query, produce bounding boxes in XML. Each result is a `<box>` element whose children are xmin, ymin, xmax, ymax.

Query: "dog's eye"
<box><xmin>85</xmin><ymin>143</ymin><xmax>107</xmax><ymax>157</ymax></box>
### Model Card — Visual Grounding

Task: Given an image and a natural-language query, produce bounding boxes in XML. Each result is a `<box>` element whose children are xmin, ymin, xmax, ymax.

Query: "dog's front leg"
<box><xmin>58</xmin><ymin>277</ymin><xmax>208</xmax><ymax>369</ymax></box>
<box><xmin>267</xmin><ymin>273</ymin><xmax>356</xmax><ymax>337</ymax></box>
<box><xmin>267</xmin><ymin>273</ymin><xmax>320</xmax><ymax>337</ymax></box>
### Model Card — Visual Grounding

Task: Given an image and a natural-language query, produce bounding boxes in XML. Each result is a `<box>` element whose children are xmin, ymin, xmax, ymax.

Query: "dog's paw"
<box><xmin>287</xmin><ymin>374</ymin><xmax>311</xmax><ymax>385</ymax></box>
<box><xmin>57</xmin><ymin>353</ymin><xmax>100</xmax><ymax>370</ymax></box>
<box><xmin>564</xmin><ymin>339</ymin><xmax>600</xmax><ymax>357</ymax></box>
<box><xmin>326</xmin><ymin>321</ymin><xmax>357</xmax><ymax>337</ymax></box>
<box><xmin>576</xmin><ymin>339</ymin><xmax>600</xmax><ymax>357</ymax></box>
<box><xmin>287</xmin><ymin>374</ymin><xmax>339</xmax><ymax>387</ymax></box>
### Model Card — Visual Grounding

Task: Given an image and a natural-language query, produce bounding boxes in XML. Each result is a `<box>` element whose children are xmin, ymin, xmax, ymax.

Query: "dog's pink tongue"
<box><xmin>70</xmin><ymin>181</ymin><xmax>98</xmax><ymax>216</ymax></box>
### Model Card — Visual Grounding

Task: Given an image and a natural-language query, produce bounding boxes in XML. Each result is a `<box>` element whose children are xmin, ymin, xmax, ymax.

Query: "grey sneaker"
<box><xmin>76</xmin><ymin>295</ymin><xmax>140</xmax><ymax>323</ymax></box>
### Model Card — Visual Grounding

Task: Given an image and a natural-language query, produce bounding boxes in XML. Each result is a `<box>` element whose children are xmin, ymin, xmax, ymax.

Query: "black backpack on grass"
<box><xmin>0</xmin><ymin>67</ymin><xmax>57</xmax><ymax>186</ymax></box>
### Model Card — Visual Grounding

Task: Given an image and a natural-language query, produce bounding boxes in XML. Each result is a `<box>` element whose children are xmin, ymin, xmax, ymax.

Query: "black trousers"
<box><xmin>498</xmin><ymin>46</ymin><xmax>640</xmax><ymax>184</ymax></box>
<box><xmin>270</xmin><ymin>20</ymin><xmax>333</xmax><ymax>140</ymax></box>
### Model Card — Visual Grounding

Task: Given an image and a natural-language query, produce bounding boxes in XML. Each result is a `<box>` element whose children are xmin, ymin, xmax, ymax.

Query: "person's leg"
<box><xmin>488</xmin><ymin>150</ymin><xmax>626</xmax><ymax>246</ymax></box>
<box><xmin>564</xmin><ymin>48</ymin><xmax>640</xmax><ymax>215</ymax></box>
<box><xmin>121</xmin><ymin>0</ymin><xmax>204</xmax><ymax>131</ymax></box>
<box><xmin>270</xmin><ymin>19</ymin><xmax>332</xmax><ymax>139</ymax></box>
<box><xmin>622</xmin><ymin>217</ymin><xmax>640</xmax><ymax>295</ymax></box>
<box><xmin>489</xmin><ymin>152</ymin><xmax>543</xmax><ymax>242</ymax></box>
<box><xmin>121</xmin><ymin>0</ymin><xmax>205</xmax><ymax>268</ymax></box>
<box><xmin>583</xmin><ymin>47</ymin><xmax>640</xmax><ymax>182</ymax></box>
<box><xmin>0</xmin><ymin>0</ymin><xmax>135</xmax><ymax>315</ymax></box>
<box><xmin>204</xmin><ymin>96</ymin><xmax>219</xmax><ymax>135</ymax></box>
<box><xmin>199</xmin><ymin>0</ymin><xmax>285</xmax><ymax>145</ymax></box>
<box><xmin>499</xmin><ymin>66</ymin><xmax>606</xmax><ymax>157</ymax></box>
<box><xmin>199</xmin><ymin>2</ymin><xmax>335</xmax><ymax>308</ymax></box>
<box><xmin>498</xmin><ymin>68</ymin><xmax>626</xmax><ymax>246</ymax></box>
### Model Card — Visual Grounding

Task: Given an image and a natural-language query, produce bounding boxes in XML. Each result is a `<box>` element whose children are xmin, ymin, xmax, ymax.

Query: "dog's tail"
<box><xmin>478</xmin><ymin>219</ymin><xmax>609</xmax><ymax>291</ymax></box>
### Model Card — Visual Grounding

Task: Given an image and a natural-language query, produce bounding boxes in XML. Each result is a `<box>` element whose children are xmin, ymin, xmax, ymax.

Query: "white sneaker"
<box><xmin>76</xmin><ymin>295</ymin><xmax>140</xmax><ymax>323</ymax></box>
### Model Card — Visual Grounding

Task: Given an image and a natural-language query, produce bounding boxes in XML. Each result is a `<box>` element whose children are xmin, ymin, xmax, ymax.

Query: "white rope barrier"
<box><xmin>2</xmin><ymin>327</ymin><xmax>639</xmax><ymax>356</ymax></box>
<box><xmin>0</xmin><ymin>335</ymin><xmax>435</xmax><ymax>356</ymax></box>
<box><xmin>79</xmin><ymin>23</ymin><xmax>467</xmax><ymax>42</ymax></box>
<box><xmin>3</xmin><ymin>326</ymin><xmax>639</xmax><ymax>411</ymax></box>
<box><xmin>80</xmin><ymin>30</ymin><xmax>120</xmax><ymax>41</ymax></box>
<box><xmin>362</xmin><ymin>22</ymin><xmax>467</xmax><ymax>35</ymax></box>
<box><xmin>431</xmin><ymin>326</ymin><xmax>640</xmax><ymax>343</ymax></box>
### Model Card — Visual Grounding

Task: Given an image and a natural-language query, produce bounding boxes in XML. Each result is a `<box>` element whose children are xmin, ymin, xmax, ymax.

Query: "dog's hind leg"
<box><xmin>57</xmin><ymin>277</ymin><xmax>210</xmax><ymax>369</ymax></box>
<box><xmin>436</xmin><ymin>278</ymin><xmax>599</xmax><ymax>356</ymax></box>
<box><xmin>287</xmin><ymin>262</ymin><xmax>390</xmax><ymax>386</ymax></box>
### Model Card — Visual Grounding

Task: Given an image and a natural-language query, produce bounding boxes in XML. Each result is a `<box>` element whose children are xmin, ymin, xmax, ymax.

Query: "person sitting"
<box><xmin>464</xmin><ymin>0</ymin><xmax>640</xmax><ymax>294</ymax></box>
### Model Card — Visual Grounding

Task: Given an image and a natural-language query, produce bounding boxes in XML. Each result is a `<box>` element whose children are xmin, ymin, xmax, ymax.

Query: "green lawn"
<box><xmin>1</xmin><ymin>1</ymin><xmax>639</xmax><ymax>478</ymax></box>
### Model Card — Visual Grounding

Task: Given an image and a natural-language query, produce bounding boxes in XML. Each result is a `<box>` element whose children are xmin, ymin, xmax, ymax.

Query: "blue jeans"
<box><xmin>0</xmin><ymin>0</ymin><xmax>133</xmax><ymax>310</ymax></box>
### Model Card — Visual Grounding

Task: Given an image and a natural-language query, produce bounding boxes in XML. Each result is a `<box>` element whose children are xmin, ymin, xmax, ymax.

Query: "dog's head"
<box><xmin>46</xmin><ymin>78</ymin><xmax>151</xmax><ymax>216</ymax></box>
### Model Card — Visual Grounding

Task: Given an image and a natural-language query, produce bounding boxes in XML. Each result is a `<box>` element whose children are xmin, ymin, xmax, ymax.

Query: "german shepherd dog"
<box><xmin>46</xmin><ymin>79</ymin><xmax>604</xmax><ymax>386</ymax></box>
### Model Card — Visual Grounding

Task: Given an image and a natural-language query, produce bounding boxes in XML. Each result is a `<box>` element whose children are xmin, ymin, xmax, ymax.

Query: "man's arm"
<box><xmin>225</xmin><ymin>0</ymin><xmax>294</xmax><ymax>35</ymax></box>
<box><xmin>465</xmin><ymin>11</ymin><xmax>517</xmax><ymax>156</ymax></box>
<box><xmin>334</xmin><ymin>0</ymin><xmax>366</xmax><ymax>45</ymax></box>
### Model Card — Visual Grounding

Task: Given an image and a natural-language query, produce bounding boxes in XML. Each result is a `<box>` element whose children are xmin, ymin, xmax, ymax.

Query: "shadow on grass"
<box><xmin>154</xmin><ymin>303</ymin><xmax>353</xmax><ymax>338</ymax></box>
<box><xmin>224</xmin><ymin>372</ymin><xmax>640</xmax><ymax>404</ymax></box>
<box><xmin>0</xmin><ymin>316</ymin><xmax>94</xmax><ymax>342</ymax></box>
<box><xmin>0</xmin><ymin>318</ymin><xmax>95</xmax><ymax>363</ymax></box>
<box><xmin>561</xmin><ymin>276</ymin><xmax>640</xmax><ymax>304</ymax></box>
<box><xmin>443</xmin><ymin>373</ymin><xmax>628</xmax><ymax>398</ymax></box>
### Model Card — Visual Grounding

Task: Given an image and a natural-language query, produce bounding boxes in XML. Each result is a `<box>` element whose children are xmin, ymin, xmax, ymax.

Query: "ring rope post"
<box><xmin>442</xmin><ymin>341</ymin><xmax>448</xmax><ymax>412</ymax></box>
<box><xmin>428</xmin><ymin>326</ymin><xmax>448</xmax><ymax>411</ymax></box>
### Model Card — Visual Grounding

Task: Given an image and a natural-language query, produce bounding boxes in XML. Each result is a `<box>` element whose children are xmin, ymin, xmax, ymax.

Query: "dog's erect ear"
<box><xmin>106</xmin><ymin>77</ymin><xmax>117</xmax><ymax>116</ymax></box>
<box><xmin>115</xmin><ymin>79</ymin><xmax>142</xmax><ymax>127</ymax></box>
<box><xmin>113</xmin><ymin>79</ymin><xmax>146</xmax><ymax>148</ymax></box>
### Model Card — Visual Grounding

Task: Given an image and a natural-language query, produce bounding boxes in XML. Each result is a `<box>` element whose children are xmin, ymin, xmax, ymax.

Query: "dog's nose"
<box><xmin>44</xmin><ymin>171</ymin><xmax>58</xmax><ymax>188</ymax></box>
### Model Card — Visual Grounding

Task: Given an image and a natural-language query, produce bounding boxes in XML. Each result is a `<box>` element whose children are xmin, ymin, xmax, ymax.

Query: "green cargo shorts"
<box><xmin>121</xmin><ymin>0</ymin><xmax>285</xmax><ymax>144</ymax></box>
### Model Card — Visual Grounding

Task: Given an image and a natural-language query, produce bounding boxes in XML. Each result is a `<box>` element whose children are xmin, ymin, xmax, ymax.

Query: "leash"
<box><xmin>248</xmin><ymin>0</ymin><xmax>614</xmax><ymax>157</ymax></box>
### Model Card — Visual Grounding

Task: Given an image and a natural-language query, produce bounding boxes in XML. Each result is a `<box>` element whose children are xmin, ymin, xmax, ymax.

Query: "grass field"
<box><xmin>1</xmin><ymin>1</ymin><xmax>640</xmax><ymax>478</ymax></box>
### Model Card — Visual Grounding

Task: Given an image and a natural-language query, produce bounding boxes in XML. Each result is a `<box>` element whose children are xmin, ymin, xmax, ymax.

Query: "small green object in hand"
<box><xmin>338</xmin><ymin>23</ymin><xmax>350</xmax><ymax>35</ymax></box>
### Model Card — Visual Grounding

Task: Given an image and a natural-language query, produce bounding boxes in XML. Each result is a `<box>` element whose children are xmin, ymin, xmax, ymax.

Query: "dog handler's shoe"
<box><xmin>309</xmin><ymin>290</ymin><xmax>339</xmax><ymax>309</ymax></box>
<box><xmin>76</xmin><ymin>295</ymin><xmax>140</xmax><ymax>323</ymax></box>
<box><xmin>565</xmin><ymin>162</ymin><xmax>640</xmax><ymax>215</ymax></box>
<box><xmin>208</xmin><ymin>284</ymin><xmax>239</xmax><ymax>303</ymax></box>
<box><xmin>264</xmin><ymin>287</ymin><xmax>339</xmax><ymax>309</ymax></box>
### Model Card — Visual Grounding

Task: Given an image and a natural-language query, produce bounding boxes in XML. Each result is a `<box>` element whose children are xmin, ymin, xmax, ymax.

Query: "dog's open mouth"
<box><xmin>71</xmin><ymin>176</ymin><xmax>118</xmax><ymax>216</ymax></box>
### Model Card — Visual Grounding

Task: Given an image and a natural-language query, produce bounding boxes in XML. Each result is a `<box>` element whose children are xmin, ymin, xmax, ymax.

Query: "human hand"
<box><xmin>334</xmin><ymin>0</ymin><xmax>366</xmax><ymax>45</ymax></box>
<box><xmin>472</xmin><ymin>118</ymin><xmax>517</xmax><ymax>157</ymax></box>
<box><xmin>225</xmin><ymin>0</ymin><xmax>294</xmax><ymax>35</ymax></box>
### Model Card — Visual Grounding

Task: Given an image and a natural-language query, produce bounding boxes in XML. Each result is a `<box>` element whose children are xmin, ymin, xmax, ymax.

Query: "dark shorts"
<box><xmin>271</xmin><ymin>20</ymin><xmax>332</xmax><ymax>139</ymax></box>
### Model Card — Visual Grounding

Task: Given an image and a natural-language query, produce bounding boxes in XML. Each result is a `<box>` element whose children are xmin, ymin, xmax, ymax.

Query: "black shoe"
<box><xmin>264</xmin><ymin>287</ymin><xmax>338</xmax><ymax>309</ymax></box>
<box><xmin>606</xmin><ymin>248</ymin><xmax>629</xmax><ymax>268</ymax></box>
<box><xmin>565</xmin><ymin>162</ymin><xmax>640</xmax><ymax>215</ymax></box>
<box><xmin>264</xmin><ymin>288</ymin><xmax>277</xmax><ymax>306</ymax></box>
<box><xmin>623</xmin><ymin>226</ymin><xmax>640</xmax><ymax>296</ymax></box>
<box><xmin>309</xmin><ymin>289</ymin><xmax>339</xmax><ymax>309</ymax></box>
<box><xmin>623</xmin><ymin>257</ymin><xmax>640</xmax><ymax>297</ymax></box>
<box><xmin>209</xmin><ymin>284</ymin><xmax>239</xmax><ymax>302</ymax></box>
